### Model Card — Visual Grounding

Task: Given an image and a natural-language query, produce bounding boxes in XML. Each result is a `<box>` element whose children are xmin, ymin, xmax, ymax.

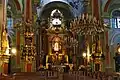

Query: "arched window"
<box><xmin>7</xmin><ymin>10</ymin><xmax>14</xmax><ymax>47</ymax></box>
<box><xmin>7</xmin><ymin>17</ymin><xmax>13</xmax><ymax>28</ymax></box>
<box><xmin>7</xmin><ymin>10</ymin><xmax>13</xmax><ymax>28</ymax></box>
<box><xmin>111</xmin><ymin>10</ymin><xmax>120</xmax><ymax>28</ymax></box>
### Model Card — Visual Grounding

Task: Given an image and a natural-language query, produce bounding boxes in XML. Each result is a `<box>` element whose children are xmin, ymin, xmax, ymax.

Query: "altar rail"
<box><xmin>0</xmin><ymin>71</ymin><xmax>120</xmax><ymax>80</ymax></box>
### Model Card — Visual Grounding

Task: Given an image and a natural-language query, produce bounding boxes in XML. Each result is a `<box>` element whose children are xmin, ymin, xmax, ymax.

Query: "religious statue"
<box><xmin>2</xmin><ymin>28</ymin><xmax>10</xmax><ymax>55</ymax></box>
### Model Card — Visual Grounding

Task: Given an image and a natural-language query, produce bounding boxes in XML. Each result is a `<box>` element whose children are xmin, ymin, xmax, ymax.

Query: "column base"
<box><xmin>105</xmin><ymin>67</ymin><xmax>113</xmax><ymax>75</ymax></box>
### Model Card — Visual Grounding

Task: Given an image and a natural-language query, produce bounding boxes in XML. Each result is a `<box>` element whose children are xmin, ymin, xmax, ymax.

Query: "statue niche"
<box><xmin>47</xmin><ymin>36</ymin><xmax>68</xmax><ymax>65</ymax></box>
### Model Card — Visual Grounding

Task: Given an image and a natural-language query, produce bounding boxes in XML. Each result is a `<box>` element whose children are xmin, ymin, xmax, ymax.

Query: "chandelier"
<box><xmin>70</xmin><ymin>13</ymin><xmax>105</xmax><ymax>35</ymax></box>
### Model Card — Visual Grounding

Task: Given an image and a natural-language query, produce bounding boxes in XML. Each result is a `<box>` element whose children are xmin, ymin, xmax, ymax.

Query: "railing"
<box><xmin>63</xmin><ymin>71</ymin><xmax>85</xmax><ymax>80</ymax></box>
<box><xmin>0</xmin><ymin>71</ymin><xmax>120</xmax><ymax>80</ymax></box>
<box><xmin>12</xmin><ymin>71</ymin><xmax>59</xmax><ymax>80</ymax></box>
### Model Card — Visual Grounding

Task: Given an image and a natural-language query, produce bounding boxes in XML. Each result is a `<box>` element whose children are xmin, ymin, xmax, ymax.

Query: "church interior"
<box><xmin>0</xmin><ymin>0</ymin><xmax>120</xmax><ymax>80</ymax></box>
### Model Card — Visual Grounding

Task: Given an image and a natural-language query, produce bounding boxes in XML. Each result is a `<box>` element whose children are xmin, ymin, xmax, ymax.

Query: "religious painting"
<box><xmin>52</xmin><ymin>36</ymin><xmax>62</xmax><ymax>53</ymax></box>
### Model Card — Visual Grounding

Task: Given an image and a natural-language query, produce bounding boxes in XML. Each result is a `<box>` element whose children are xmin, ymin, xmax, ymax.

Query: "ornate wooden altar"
<box><xmin>45</xmin><ymin>9</ymin><xmax>69</xmax><ymax>70</ymax></box>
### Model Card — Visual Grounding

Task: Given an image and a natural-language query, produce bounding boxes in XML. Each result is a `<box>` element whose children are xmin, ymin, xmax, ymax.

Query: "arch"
<box><xmin>110</xmin><ymin>9</ymin><xmax>120</xmax><ymax>17</ymax></box>
<box><xmin>40</xmin><ymin>1</ymin><xmax>74</xmax><ymax>20</ymax></box>
<box><xmin>108</xmin><ymin>4</ymin><xmax>120</xmax><ymax>15</ymax></box>
<box><xmin>104</xmin><ymin>0</ymin><xmax>111</xmax><ymax>12</ymax></box>
<box><xmin>110</xmin><ymin>9</ymin><xmax>120</xmax><ymax>40</ymax></box>
<box><xmin>110</xmin><ymin>32</ymin><xmax>120</xmax><ymax>45</ymax></box>
<box><xmin>104</xmin><ymin>0</ymin><xmax>120</xmax><ymax>14</ymax></box>
<box><xmin>14</xmin><ymin>0</ymin><xmax>21</xmax><ymax>11</ymax></box>
<box><xmin>7</xmin><ymin>0</ymin><xmax>20</xmax><ymax>15</ymax></box>
<box><xmin>110</xmin><ymin>9</ymin><xmax>120</xmax><ymax>29</ymax></box>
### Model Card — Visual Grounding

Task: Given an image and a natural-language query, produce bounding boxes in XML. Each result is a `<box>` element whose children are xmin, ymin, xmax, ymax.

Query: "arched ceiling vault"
<box><xmin>104</xmin><ymin>0</ymin><xmax>111</xmax><ymax>12</ymax></box>
<box><xmin>14</xmin><ymin>0</ymin><xmax>21</xmax><ymax>11</ymax></box>
<box><xmin>40</xmin><ymin>1</ymin><xmax>74</xmax><ymax>20</ymax></box>
<box><xmin>7</xmin><ymin>0</ymin><xmax>17</xmax><ymax>16</ymax></box>
<box><xmin>104</xmin><ymin>0</ymin><xmax>120</xmax><ymax>13</ymax></box>
<box><xmin>108</xmin><ymin>4</ymin><xmax>120</xmax><ymax>15</ymax></box>
<box><xmin>7</xmin><ymin>0</ymin><xmax>22</xmax><ymax>17</ymax></box>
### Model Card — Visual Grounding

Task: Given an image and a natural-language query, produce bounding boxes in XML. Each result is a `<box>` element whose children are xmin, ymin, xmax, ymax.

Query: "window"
<box><xmin>111</xmin><ymin>18</ymin><xmax>117</xmax><ymax>28</ymax></box>
<box><xmin>117</xmin><ymin>18</ymin><xmax>120</xmax><ymax>28</ymax></box>
<box><xmin>111</xmin><ymin>10</ymin><xmax>120</xmax><ymax>28</ymax></box>
<box><xmin>7</xmin><ymin>18</ymin><xmax>13</xmax><ymax>28</ymax></box>
<box><xmin>7</xmin><ymin>17</ymin><xmax>15</xmax><ymax>41</ymax></box>
<box><xmin>111</xmin><ymin>18</ymin><xmax>120</xmax><ymax>28</ymax></box>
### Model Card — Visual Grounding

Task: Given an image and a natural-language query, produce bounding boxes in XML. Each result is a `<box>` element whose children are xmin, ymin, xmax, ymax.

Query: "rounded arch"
<box><xmin>104</xmin><ymin>0</ymin><xmax>120</xmax><ymax>13</ymax></box>
<box><xmin>7</xmin><ymin>0</ymin><xmax>20</xmax><ymax>15</ymax></box>
<box><xmin>110</xmin><ymin>9</ymin><xmax>120</xmax><ymax>17</ymax></box>
<box><xmin>109</xmin><ymin>9</ymin><xmax>120</xmax><ymax>29</ymax></box>
<box><xmin>14</xmin><ymin>0</ymin><xmax>21</xmax><ymax>11</ymax></box>
<box><xmin>110</xmin><ymin>32</ymin><xmax>120</xmax><ymax>45</ymax></box>
<box><xmin>40</xmin><ymin>1</ymin><xmax>74</xmax><ymax>20</ymax></box>
<box><xmin>108</xmin><ymin>4</ymin><xmax>120</xmax><ymax>15</ymax></box>
<box><xmin>104</xmin><ymin>0</ymin><xmax>111</xmax><ymax>12</ymax></box>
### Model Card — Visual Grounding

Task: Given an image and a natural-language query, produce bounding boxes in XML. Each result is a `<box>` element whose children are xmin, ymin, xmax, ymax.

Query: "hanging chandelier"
<box><xmin>70</xmin><ymin>13</ymin><xmax>105</xmax><ymax>35</ymax></box>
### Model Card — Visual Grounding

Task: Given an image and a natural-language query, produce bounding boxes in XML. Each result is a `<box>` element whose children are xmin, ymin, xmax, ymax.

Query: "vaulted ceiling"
<box><xmin>7</xmin><ymin>0</ymin><xmax>120</xmax><ymax>19</ymax></box>
<box><xmin>7</xmin><ymin>0</ymin><xmax>22</xmax><ymax>17</ymax></box>
<box><xmin>40</xmin><ymin>1</ymin><xmax>74</xmax><ymax>20</ymax></box>
<box><xmin>108</xmin><ymin>0</ymin><xmax>120</xmax><ymax>13</ymax></box>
